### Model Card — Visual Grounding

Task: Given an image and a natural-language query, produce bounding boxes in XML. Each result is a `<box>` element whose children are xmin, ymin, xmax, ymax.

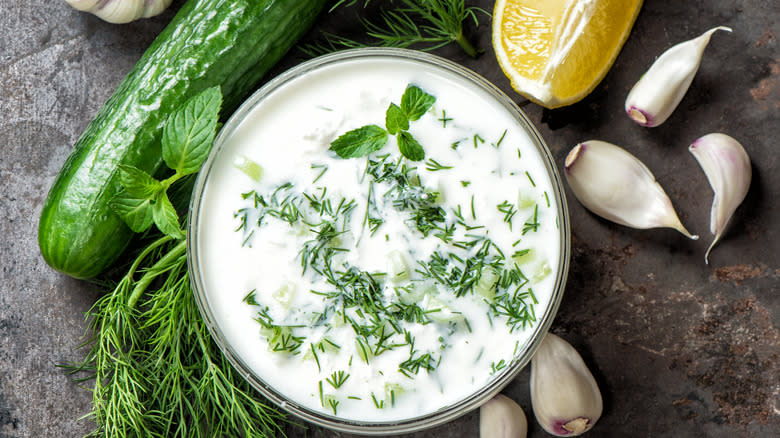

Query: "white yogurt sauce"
<box><xmin>194</xmin><ymin>56</ymin><xmax>561</xmax><ymax>422</ymax></box>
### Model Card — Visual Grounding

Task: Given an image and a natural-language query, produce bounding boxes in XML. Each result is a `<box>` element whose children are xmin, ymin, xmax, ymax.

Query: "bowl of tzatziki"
<box><xmin>188</xmin><ymin>48</ymin><xmax>570</xmax><ymax>434</ymax></box>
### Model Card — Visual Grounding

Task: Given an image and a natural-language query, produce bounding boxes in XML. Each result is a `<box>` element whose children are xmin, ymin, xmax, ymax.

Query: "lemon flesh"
<box><xmin>493</xmin><ymin>0</ymin><xmax>643</xmax><ymax>108</ymax></box>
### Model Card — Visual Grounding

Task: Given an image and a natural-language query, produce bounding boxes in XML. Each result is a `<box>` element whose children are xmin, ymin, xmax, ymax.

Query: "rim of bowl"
<box><xmin>187</xmin><ymin>47</ymin><xmax>570</xmax><ymax>435</ymax></box>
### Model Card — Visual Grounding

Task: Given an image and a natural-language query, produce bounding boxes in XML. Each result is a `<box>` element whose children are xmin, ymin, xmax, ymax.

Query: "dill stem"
<box><xmin>127</xmin><ymin>239</ymin><xmax>187</xmax><ymax>309</ymax></box>
<box><xmin>455</xmin><ymin>30</ymin><xmax>478</xmax><ymax>58</ymax></box>
<box><xmin>126</xmin><ymin>234</ymin><xmax>173</xmax><ymax>280</ymax></box>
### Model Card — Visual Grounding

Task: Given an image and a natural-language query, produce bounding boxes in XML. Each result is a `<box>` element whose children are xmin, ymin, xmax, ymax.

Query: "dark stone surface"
<box><xmin>0</xmin><ymin>0</ymin><xmax>776</xmax><ymax>437</ymax></box>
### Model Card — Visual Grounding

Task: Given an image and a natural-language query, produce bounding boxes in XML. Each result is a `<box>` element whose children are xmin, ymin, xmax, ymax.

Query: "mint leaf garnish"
<box><xmin>329</xmin><ymin>124</ymin><xmax>388</xmax><ymax>158</ymax></box>
<box><xmin>401</xmin><ymin>85</ymin><xmax>436</xmax><ymax>121</ymax></box>
<box><xmin>117</xmin><ymin>165</ymin><xmax>162</xmax><ymax>199</ymax></box>
<box><xmin>397</xmin><ymin>131</ymin><xmax>425</xmax><ymax>161</ymax></box>
<box><xmin>385</xmin><ymin>103</ymin><xmax>409</xmax><ymax>135</ymax></box>
<box><xmin>152</xmin><ymin>191</ymin><xmax>184</xmax><ymax>239</ymax></box>
<box><xmin>111</xmin><ymin>87</ymin><xmax>223</xmax><ymax>240</ymax></box>
<box><xmin>328</xmin><ymin>83</ymin><xmax>435</xmax><ymax>161</ymax></box>
<box><xmin>162</xmin><ymin>86</ymin><xmax>222</xmax><ymax>175</ymax></box>
<box><xmin>111</xmin><ymin>192</ymin><xmax>154</xmax><ymax>233</ymax></box>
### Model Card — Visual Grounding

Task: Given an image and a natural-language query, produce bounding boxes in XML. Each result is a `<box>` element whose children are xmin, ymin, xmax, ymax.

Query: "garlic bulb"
<box><xmin>480</xmin><ymin>394</ymin><xmax>528</xmax><ymax>438</ymax></box>
<box><xmin>531</xmin><ymin>333</ymin><xmax>602</xmax><ymax>436</ymax></box>
<box><xmin>625</xmin><ymin>26</ymin><xmax>732</xmax><ymax>127</ymax></box>
<box><xmin>689</xmin><ymin>133</ymin><xmax>751</xmax><ymax>264</ymax></box>
<box><xmin>66</xmin><ymin>0</ymin><xmax>173</xmax><ymax>24</ymax></box>
<box><xmin>564</xmin><ymin>140</ymin><xmax>698</xmax><ymax>239</ymax></box>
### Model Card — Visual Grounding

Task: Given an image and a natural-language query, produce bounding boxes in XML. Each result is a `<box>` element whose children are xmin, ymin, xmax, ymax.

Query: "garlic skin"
<box><xmin>689</xmin><ymin>133</ymin><xmax>751</xmax><ymax>264</ymax></box>
<box><xmin>66</xmin><ymin>0</ymin><xmax>174</xmax><ymax>24</ymax></box>
<box><xmin>531</xmin><ymin>333</ymin><xmax>602</xmax><ymax>436</ymax></box>
<box><xmin>564</xmin><ymin>140</ymin><xmax>698</xmax><ymax>239</ymax></box>
<box><xmin>480</xmin><ymin>394</ymin><xmax>528</xmax><ymax>438</ymax></box>
<box><xmin>625</xmin><ymin>26</ymin><xmax>732</xmax><ymax>127</ymax></box>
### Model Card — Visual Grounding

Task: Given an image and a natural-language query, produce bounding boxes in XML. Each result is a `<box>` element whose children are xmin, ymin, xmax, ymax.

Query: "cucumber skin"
<box><xmin>39</xmin><ymin>0</ymin><xmax>328</xmax><ymax>279</ymax></box>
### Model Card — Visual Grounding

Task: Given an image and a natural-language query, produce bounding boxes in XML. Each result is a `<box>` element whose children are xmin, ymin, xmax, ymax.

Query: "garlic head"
<box><xmin>564</xmin><ymin>140</ymin><xmax>698</xmax><ymax>239</ymax></box>
<box><xmin>530</xmin><ymin>333</ymin><xmax>602</xmax><ymax>436</ymax></box>
<box><xmin>688</xmin><ymin>133</ymin><xmax>751</xmax><ymax>264</ymax></box>
<box><xmin>480</xmin><ymin>394</ymin><xmax>528</xmax><ymax>438</ymax></box>
<box><xmin>625</xmin><ymin>26</ymin><xmax>732</xmax><ymax>127</ymax></box>
<box><xmin>66</xmin><ymin>0</ymin><xmax>174</xmax><ymax>24</ymax></box>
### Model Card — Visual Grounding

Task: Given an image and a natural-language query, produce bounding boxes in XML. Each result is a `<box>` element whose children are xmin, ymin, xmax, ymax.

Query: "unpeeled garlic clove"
<box><xmin>66</xmin><ymin>0</ymin><xmax>173</xmax><ymax>24</ymax></box>
<box><xmin>688</xmin><ymin>133</ymin><xmax>751</xmax><ymax>264</ymax></box>
<box><xmin>530</xmin><ymin>333</ymin><xmax>601</xmax><ymax>436</ymax></box>
<box><xmin>625</xmin><ymin>26</ymin><xmax>732</xmax><ymax>127</ymax></box>
<box><xmin>564</xmin><ymin>140</ymin><xmax>698</xmax><ymax>239</ymax></box>
<box><xmin>480</xmin><ymin>394</ymin><xmax>528</xmax><ymax>438</ymax></box>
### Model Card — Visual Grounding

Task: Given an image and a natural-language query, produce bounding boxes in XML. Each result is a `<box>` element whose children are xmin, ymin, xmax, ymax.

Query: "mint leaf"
<box><xmin>152</xmin><ymin>191</ymin><xmax>184</xmax><ymax>239</ymax></box>
<box><xmin>385</xmin><ymin>103</ymin><xmax>409</xmax><ymax>135</ymax></box>
<box><xmin>397</xmin><ymin>131</ymin><xmax>425</xmax><ymax>161</ymax></box>
<box><xmin>118</xmin><ymin>165</ymin><xmax>162</xmax><ymax>199</ymax></box>
<box><xmin>162</xmin><ymin>86</ymin><xmax>222</xmax><ymax>175</ymax></box>
<box><xmin>111</xmin><ymin>191</ymin><xmax>154</xmax><ymax>233</ymax></box>
<box><xmin>329</xmin><ymin>125</ymin><xmax>388</xmax><ymax>158</ymax></box>
<box><xmin>401</xmin><ymin>85</ymin><xmax>436</xmax><ymax>121</ymax></box>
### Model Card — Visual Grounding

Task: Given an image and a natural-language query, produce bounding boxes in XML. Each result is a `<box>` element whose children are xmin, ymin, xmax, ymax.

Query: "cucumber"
<box><xmin>39</xmin><ymin>0</ymin><xmax>328</xmax><ymax>279</ymax></box>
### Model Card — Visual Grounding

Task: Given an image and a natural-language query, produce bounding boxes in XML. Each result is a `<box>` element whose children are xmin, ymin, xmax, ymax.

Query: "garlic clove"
<box><xmin>142</xmin><ymin>0</ymin><xmax>174</xmax><ymax>18</ymax></box>
<box><xmin>480</xmin><ymin>394</ymin><xmax>528</xmax><ymax>438</ymax></box>
<box><xmin>625</xmin><ymin>26</ymin><xmax>732</xmax><ymax>127</ymax></box>
<box><xmin>564</xmin><ymin>140</ymin><xmax>698</xmax><ymax>239</ymax></box>
<box><xmin>688</xmin><ymin>133</ymin><xmax>751</xmax><ymax>264</ymax></box>
<box><xmin>66</xmin><ymin>0</ymin><xmax>173</xmax><ymax>24</ymax></box>
<box><xmin>530</xmin><ymin>333</ymin><xmax>602</xmax><ymax>437</ymax></box>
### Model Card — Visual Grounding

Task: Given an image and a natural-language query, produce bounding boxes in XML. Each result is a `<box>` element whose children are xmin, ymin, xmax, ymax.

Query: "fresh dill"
<box><xmin>525</xmin><ymin>170</ymin><xmax>536</xmax><ymax>187</ymax></box>
<box><xmin>490</xmin><ymin>359</ymin><xmax>507</xmax><ymax>374</ymax></box>
<box><xmin>306</xmin><ymin>0</ymin><xmax>488</xmax><ymax>58</ymax></box>
<box><xmin>326</xmin><ymin>370</ymin><xmax>351</xmax><ymax>389</ymax></box>
<box><xmin>473</xmin><ymin>133</ymin><xmax>484</xmax><ymax>148</ymax></box>
<box><xmin>311</xmin><ymin>163</ymin><xmax>329</xmax><ymax>184</ymax></box>
<box><xmin>438</xmin><ymin>109</ymin><xmax>453</xmax><ymax>127</ymax></box>
<box><xmin>497</xmin><ymin>200</ymin><xmax>517</xmax><ymax>230</ymax></box>
<box><xmin>522</xmin><ymin>205</ymin><xmax>540</xmax><ymax>235</ymax></box>
<box><xmin>371</xmin><ymin>392</ymin><xmax>385</xmax><ymax>409</ymax></box>
<box><xmin>425</xmin><ymin>158</ymin><xmax>453</xmax><ymax>171</ymax></box>
<box><xmin>493</xmin><ymin>129</ymin><xmax>507</xmax><ymax>148</ymax></box>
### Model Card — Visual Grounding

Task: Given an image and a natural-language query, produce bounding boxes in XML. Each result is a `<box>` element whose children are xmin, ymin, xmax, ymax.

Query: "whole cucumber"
<box><xmin>39</xmin><ymin>0</ymin><xmax>328</xmax><ymax>278</ymax></box>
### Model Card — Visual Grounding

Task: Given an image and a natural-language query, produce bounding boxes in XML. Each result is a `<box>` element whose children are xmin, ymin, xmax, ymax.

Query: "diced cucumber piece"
<box><xmin>532</xmin><ymin>260</ymin><xmax>552</xmax><ymax>282</ymax></box>
<box><xmin>512</xmin><ymin>247</ymin><xmax>536</xmax><ymax>266</ymax></box>
<box><xmin>517</xmin><ymin>191</ymin><xmax>536</xmax><ymax>209</ymax></box>
<box><xmin>475</xmin><ymin>267</ymin><xmax>499</xmax><ymax>301</ymax></box>
<box><xmin>272</xmin><ymin>282</ymin><xmax>296</xmax><ymax>308</ymax></box>
<box><xmin>387</xmin><ymin>250</ymin><xmax>409</xmax><ymax>281</ymax></box>
<box><xmin>233</xmin><ymin>155</ymin><xmax>263</xmax><ymax>181</ymax></box>
<box><xmin>423</xmin><ymin>295</ymin><xmax>463</xmax><ymax>323</ymax></box>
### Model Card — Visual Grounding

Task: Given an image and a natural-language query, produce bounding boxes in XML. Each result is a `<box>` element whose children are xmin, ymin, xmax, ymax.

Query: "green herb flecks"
<box><xmin>497</xmin><ymin>200</ymin><xmax>517</xmax><ymax>230</ymax></box>
<box><xmin>522</xmin><ymin>205</ymin><xmax>540</xmax><ymax>235</ymax></box>
<box><xmin>438</xmin><ymin>109</ymin><xmax>453</xmax><ymax>127</ymax></box>
<box><xmin>425</xmin><ymin>158</ymin><xmax>453</xmax><ymax>172</ymax></box>
<box><xmin>326</xmin><ymin>370</ymin><xmax>351</xmax><ymax>389</ymax></box>
<box><xmin>365</xmin><ymin>154</ymin><xmax>446</xmax><ymax>237</ymax></box>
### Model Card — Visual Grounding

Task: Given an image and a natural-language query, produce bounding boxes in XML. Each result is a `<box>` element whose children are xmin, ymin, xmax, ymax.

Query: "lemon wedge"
<box><xmin>493</xmin><ymin>0</ymin><xmax>643</xmax><ymax>108</ymax></box>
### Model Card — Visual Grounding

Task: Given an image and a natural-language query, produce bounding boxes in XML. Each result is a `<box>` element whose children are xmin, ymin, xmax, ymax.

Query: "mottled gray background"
<box><xmin>1</xmin><ymin>0</ymin><xmax>777</xmax><ymax>437</ymax></box>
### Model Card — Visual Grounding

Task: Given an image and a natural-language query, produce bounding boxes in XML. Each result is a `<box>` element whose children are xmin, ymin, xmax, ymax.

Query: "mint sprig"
<box><xmin>329</xmin><ymin>84</ymin><xmax>435</xmax><ymax>161</ymax></box>
<box><xmin>111</xmin><ymin>86</ymin><xmax>223</xmax><ymax>239</ymax></box>
<box><xmin>329</xmin><ymin>124</ymin><xmax>388</xmax><ymax>159</ymax></box>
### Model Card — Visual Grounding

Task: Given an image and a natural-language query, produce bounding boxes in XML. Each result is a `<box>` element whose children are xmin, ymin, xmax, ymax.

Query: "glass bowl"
<box><xmin>187</xmin><ymin>48</ymin><xmax>570</xmax><ymax>435</ymax></box>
